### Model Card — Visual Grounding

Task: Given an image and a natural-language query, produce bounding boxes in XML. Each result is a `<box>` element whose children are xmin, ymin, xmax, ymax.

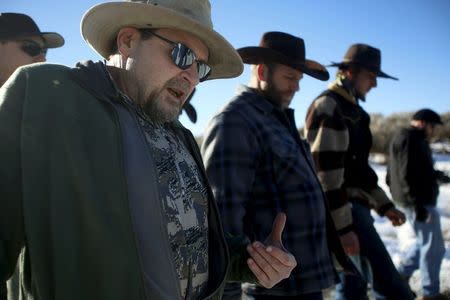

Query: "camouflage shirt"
<box><xmin>138</xmin><ymin>114</ymin><xmax>209</xmax><ymax>300</ymax></box>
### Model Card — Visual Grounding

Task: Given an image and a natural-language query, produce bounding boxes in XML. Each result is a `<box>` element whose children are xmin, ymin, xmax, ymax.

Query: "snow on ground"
<box><xmin>371</xmin><ymin>154</ymin><xmax>450</xmax><ymax>296</ymax></box>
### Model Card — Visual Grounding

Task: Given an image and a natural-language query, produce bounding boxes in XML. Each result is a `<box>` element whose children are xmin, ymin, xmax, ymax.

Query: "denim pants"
<box><xmin>334</xmin><ymin>202</ymin><xmax>415</xmax><ymax>300</ymax></box>
<box><xmin>398</xmin><ymin>206</ymin><xmax>445</xmax><ymax>297</ymax></box>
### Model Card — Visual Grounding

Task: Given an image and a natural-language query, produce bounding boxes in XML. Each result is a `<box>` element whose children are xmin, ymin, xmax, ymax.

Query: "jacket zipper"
<box><xmin>125</xmin><ymin>100</ymin><xmax>183</xmax><ymax>299</ymax></box>
<box><xmin>107</xmin><ymin>103</ymin><xmax>151</xmax><ymax>300</ymax></box>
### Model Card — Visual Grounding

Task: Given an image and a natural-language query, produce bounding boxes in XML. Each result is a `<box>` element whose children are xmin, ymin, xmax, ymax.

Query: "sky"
<box><xmin>2</xmin><ymin>0</ymin><xmax>450</xmax><ymax>136</ymax></box>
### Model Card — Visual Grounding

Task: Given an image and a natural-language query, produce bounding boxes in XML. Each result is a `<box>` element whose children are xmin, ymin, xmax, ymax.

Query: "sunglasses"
<box><xmin>19</xmin><ymin>39</ymin><xmax>47</xmax><ymax>57</ymax></box>
<box><xmin>140</xmin><ymin>30</ymin><xmax>211</xmax><ymax>82</ymax></box>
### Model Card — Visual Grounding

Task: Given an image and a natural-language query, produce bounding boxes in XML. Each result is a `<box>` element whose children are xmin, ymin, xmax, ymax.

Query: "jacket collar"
<box><xmin>237</xmin><ymin>85</ymin><xmax>295</xmax><ymax>115</ymax></box>
<box><xmin>328</xmin><ymin>77</ymin><xmax>357</xmax><ymax>105</ymax></box>
<box><xmin>69</xmin><ymin>60</ymin><xmax>122</xmax><ymax>104</ymax></box>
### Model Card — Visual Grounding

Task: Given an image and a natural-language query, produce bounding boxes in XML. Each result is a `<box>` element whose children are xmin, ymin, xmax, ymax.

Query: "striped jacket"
<box><xmin>304</xmin><ymin>80</ymin><xmax>394</xmax><ymax>234</ymax></box>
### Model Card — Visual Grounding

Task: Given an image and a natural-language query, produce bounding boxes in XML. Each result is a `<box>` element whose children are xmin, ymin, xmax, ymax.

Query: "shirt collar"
<box><xmin>328</xmin><ymin>77</ymin><xmax>357</xmax><ymax>105</ymax></box>
<box><xmin>236</xmin><ymin>85</ymin><xmax>295</xmax><ymax>115</ymax></box>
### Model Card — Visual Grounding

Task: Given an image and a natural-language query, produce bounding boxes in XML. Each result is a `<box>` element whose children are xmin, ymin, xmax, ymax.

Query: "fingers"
<box><xmin>247</xmin><ymin>258</ymin><xmax>273</xmax><ymax>288</ymax></box>
<box><xmin>246</xmin><ymin>241</ymin><xmax>297</xmax><ymax>288</ymax></box>
<box><xmin>388</xmin><ymin>211</ymin><xmax>406</xmax><ymax>226</ymax></box>
<box><xmin>265</xmin><ymin>245</ymin><xmax>297</xmax><ymax>267</ymax></box>
<box><xmin>339</xmin><ymin>231</ymin><xmax>360</xmax><ymax>255</ymax></box>
<box><xmin>268</xmin><ymin>213</ymin><xmax>286</xmax><ymax>244</ymax></box>
<box><xmin>344</xmin><ymin>244</ymin><xmax>360</xmax><ymax>255</ymax></box>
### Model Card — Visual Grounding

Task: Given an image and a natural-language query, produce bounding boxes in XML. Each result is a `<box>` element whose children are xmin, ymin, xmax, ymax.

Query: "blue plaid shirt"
<box><xmin>201</xmin><ymin>86</ymin><xmax>336</xmax><ymax>295</ymax></box>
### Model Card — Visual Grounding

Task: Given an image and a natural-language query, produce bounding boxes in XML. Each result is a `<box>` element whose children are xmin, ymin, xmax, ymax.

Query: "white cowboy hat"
<box><xmin>81</xmin><ymin>0</ymin><xmax>243</xmax><ymax>80</ymax></box>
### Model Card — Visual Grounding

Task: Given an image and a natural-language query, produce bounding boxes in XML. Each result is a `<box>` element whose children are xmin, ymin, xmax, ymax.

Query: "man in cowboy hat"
<box><xmin>202</xmin><ymin>31</ymin><xmax>354</xmax><ymax>300</ymax></box>
<box><xmin>0</xmin><ymin>12</ymin><xmax>64</xmax><ymax>87</ymax></box>
<box><xmin>304</xmin><ymin>44</ymin><xmax>415</xmax><ymax>299</ymax></box>
<box><xmin>387</xmin><ymin>109</ymin><xmax>449</xmax><ymax>300</ymax></box>
<box><xmin>0</xmin><ymin>2</ymin><xmax>297</xmax><ymax>300</ymax></box>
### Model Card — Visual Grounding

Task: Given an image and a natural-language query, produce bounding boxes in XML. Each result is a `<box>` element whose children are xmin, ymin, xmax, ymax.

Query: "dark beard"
<box><xmin>261</xmin><ymin>74</ymin><xmax>285</xmax><ymax>108</ymax></box>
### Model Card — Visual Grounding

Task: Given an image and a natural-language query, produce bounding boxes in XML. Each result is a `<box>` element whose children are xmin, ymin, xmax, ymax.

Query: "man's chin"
<box><xmin>142</xmin><ymin>102</ymin><xmax>181</xmax><ymax>124</ymax></box>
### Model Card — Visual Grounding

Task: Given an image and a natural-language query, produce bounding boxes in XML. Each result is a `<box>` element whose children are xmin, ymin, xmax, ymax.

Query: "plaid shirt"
<box><xmin>201</xmin><ymin>86</ymin><xmax>336</xmax><ymax>295</ymax></box>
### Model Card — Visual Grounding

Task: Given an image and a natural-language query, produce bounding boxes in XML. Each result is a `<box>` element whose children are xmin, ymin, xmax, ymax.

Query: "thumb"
<box><xmin>267</xmin><ymin>212</ymin><xmax>286</xmax><ymax>247</ymax></box>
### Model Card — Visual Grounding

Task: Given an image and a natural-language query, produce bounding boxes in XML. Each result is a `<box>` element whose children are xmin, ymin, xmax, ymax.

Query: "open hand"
<box><xmin>246</xmin><ymin>213</ymin><xmax>297</xmax><ymax>288</ymax></box>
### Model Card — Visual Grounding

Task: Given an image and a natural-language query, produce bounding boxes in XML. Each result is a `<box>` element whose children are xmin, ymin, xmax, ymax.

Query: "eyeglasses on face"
<box><xmin>18</xmin><ymin>39</ymin><xmax>47</xmax><ymax>57</ymax></box>
<box><xmin>139</xmin><ymin>29</ymin><xmax>211</xmax><ymax>82</ymax></box>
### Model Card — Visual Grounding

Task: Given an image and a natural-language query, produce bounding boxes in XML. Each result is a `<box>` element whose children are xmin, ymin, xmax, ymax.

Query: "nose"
<box><xmin>33</xmin><ymin>53</ymin><xmax>46</xmax><ymax>63</ymax></box>
<box><xmin>293</xmin><ymin>80</ymin><xmax>300</xmax><ymax>92</ymax></box>
<box><xmin>181</xmin><ymin>63</ymin><xmax>200</xmax><ymax>86</ymax></box>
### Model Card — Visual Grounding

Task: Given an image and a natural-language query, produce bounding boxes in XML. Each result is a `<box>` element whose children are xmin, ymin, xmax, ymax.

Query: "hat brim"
<box><xmin>41</xmin><ymin>32</ymin><xmax>65</xmax><ymax>48</ymax></box>
<box><xmin>329</xmin><ymin>61</ymin><xmax>398</xmax><ymax>80</ymax></box>
<box><xmin>81</xmin><ymin>2</ymin><xmax>243</xmax><ymax>80</ymax></box>
<box><xmin>182</xmin><ymin>103</ymin><xmax>197</xmax><ymax>123</ymax></box>
<box><xmin>1</xmin><ymin>31</ymin><xmax>64</xmax><ymax>49</ymax></box>
<box><xmin>237</xmin><ymin>46</ymin><xmax>329</xmax><ymax>81</ymax></box>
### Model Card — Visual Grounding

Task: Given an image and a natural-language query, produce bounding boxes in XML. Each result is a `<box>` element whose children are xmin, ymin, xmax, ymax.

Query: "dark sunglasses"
<box><xmin>19</xmin><ymin>39</ymin><xmax>47</xmax><ymax>57</ymax></box>
<box><xmin>140</xmin><ymin>30</ymin><xmax>211</xmax><ymax>82</ymax></box>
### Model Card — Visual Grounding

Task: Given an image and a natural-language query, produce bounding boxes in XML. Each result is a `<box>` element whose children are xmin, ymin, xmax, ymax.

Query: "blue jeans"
<box><xmin>398</xmin><ymin>206</ymin><xmax>445</xmax><ymax>297</ymax></box>
<box><xmin>334</xmin><ymin>202</ymin><xmax>415</xmax><ymax>300</ymax></box>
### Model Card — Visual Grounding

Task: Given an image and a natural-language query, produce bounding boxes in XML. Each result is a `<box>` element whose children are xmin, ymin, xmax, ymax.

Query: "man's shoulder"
<box><xmin>309</xmin><ymin>91</ymin><xmax>339</xmax><ymax>116</ymax></box>
<box><xmin>17</xmin><ymin>62</ymin><xmax>71</xmax><ymax>78</ymax></box>
<box><xmin>9</xmin><ymin>63</ymin><xmax>73</xmax><ymax>89</ymax></box>
<box><xmin>214</xmin><ymin>93</ymin><xmax>259</xmax><ymax>121</ymax></box>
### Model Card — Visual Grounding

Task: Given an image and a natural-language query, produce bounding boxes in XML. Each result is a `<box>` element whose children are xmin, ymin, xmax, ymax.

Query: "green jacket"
<box><xmin>0</xmin><ymin>62</ymin><xmax>252</xmax><ymax>300</ymax></box>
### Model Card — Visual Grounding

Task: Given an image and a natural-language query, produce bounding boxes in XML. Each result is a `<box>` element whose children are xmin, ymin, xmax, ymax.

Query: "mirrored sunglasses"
<box><xmin>141</xmin><ymin>30</ymin><xmax>211</xmax><ymax>82</ymax></box>
<box><xmin>19</xmin><ymin>39</ymin><xmax>47</xmax><ymax>57</ymax></box>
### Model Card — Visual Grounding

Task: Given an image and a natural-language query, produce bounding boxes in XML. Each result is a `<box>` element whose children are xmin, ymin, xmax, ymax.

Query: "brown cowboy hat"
<box><xmin>237</xmin><ymin>31</ymin><xmax>329</xmax><ymax>81</ymax></box>
<box><xmin>81</xmin><ymin>0</ymin><xmax>243</xmax><ymax>81</ymax></box>
<box><xmin>0</xmin><ymin>13</ymin><xmax>64</xmax><ymax>48</ymax></box>
<box><xmin>330</xmin><ymin>43</ymin><xmax>398</xmax><ymax>80</ymax></box>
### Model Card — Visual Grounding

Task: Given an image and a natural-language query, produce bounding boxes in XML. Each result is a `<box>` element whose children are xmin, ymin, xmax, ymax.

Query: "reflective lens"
<box><xmin>145</xmin><ymin>30</ymin><xmax>212</xmax><ymax>81</ymax></box>
<box><xmin>19</xmin><ymin>40</ymin><xmax>46</xmax><ymax>57</ymax></box>
<box><xmin>171</xmin><ymin>43</ymin><xmax>211</xmax><ymax>81</ymax></box>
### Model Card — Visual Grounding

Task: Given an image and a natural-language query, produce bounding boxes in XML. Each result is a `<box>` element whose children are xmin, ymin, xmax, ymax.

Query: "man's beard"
<box><xmin>262</xmin><ymin>78</ymin><xmax>293</xmax><ymax>108</ymax></box>
<box><xmin>137</xmin><ymin>77</ymin><xmax>187</xmax><ymax>124</ymax></box>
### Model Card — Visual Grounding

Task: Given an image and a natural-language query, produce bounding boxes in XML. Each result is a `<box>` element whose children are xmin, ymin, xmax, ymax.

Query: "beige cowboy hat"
<box><xmin>81</xmin><ymin>0</ymin><xmax>243</xmax><ymax>80</ymax></box>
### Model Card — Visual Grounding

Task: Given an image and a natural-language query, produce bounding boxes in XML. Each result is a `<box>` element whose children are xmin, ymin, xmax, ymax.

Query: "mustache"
<box><xmin>164</xmin><ymin>77</ymin><xmax>191</xmax><ymax>101</ymax></box>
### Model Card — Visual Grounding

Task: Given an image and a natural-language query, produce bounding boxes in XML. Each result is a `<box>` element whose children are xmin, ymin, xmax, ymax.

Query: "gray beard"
<box><xmin>136</xmin><ymin>78</ymin><xmax>185</xmax><ymax>124</ymax></box>
<box><xmin>141</xmin><ymin>95</ymin><xmax>181</xmax><ymax>124</ymax></box>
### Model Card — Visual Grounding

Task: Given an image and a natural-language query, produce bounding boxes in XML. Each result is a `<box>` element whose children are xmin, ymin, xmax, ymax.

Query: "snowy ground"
<box><xmin>370</xmin><ymin>153</ymin><xmax>450</xmax><ymax>298</ymax></box>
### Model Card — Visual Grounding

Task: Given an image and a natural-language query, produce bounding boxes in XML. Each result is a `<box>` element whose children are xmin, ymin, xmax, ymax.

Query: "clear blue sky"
<box><xmin>2</xmin><ymin>0</ymin><xmax>450</xmax><ymax>136</ymax></box>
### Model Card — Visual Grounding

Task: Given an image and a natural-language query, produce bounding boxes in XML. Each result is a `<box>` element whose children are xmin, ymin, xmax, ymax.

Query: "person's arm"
<box><xmin>202</xmin><ymin>110</ymin><xmax>258</xmax><ymax>236</ymax></box>
<box><xmin>202</xmin><ymin>112</ymin><xmax>296</xmax><ymax>287</ymax></box>
<box><xmin>0</xmin><ymin>69</ymin><xmax>27</xmax><ymax>299</ymax></box>
<box><xmin>388</xmin><ymin>130</ymin><xmax>430</xmax><ymax>221</ymax></box>
<box><xmin>435</xmin><ymin>170</ymin><xmax>450</xmax><ymax>184</ymax></box>
<box><xmin>304</xmin><ymin>96</ymin><xmax>359</xmax><ymax>255</ymax></box>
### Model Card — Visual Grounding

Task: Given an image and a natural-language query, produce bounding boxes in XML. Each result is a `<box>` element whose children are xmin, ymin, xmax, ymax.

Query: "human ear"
<box><xmin>257</xmin><ymin>64</ymin><xmax>269</xmax><ymax>81</ymax></box>
<box><xmin>116</xmin><ymin>27</ymin><xmax>140</xmax><ymax>58</ymax></box>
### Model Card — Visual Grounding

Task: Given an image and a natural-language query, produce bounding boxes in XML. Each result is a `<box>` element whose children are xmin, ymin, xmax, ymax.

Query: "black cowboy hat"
<box><xmin>181</xmin><ymin>89</ymin><xmax>197</xmax><ymax>123</ymax></box>
<box><xmin>330</xmin><ymin>43</ymin><xmax>397</xmax><ymax>80</ymax></box>
<box><xmin>237</xmin><ymin>31</ymin><xmax>329</xmax><ymax>81</ymax></box>
<box><xmin>0</xmin><ymin>13</ymin><xmax>64</xmax><ymax>48</ymax></box>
